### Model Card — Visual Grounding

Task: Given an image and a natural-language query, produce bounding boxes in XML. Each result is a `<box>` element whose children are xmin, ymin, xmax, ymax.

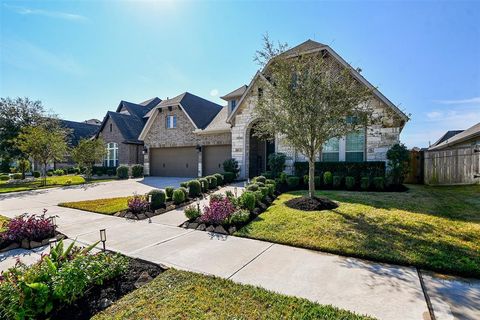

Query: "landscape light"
<box><xmin>49</xmin><ymin>238</ymin><xmax>57</xmax><ymax>250</ymax></box>
<box><xmin>234</xmin><ymin>187</ymin><xmax>238</xmax><ymax>197</ymax></box>
<box><xmin>100</xmin><ymin>229</ymin><xmax>107</xmax><ymax>251</ymax></box>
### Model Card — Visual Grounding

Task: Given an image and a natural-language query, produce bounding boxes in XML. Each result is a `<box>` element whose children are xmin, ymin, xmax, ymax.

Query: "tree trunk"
<box><xmin>43</xmin><ymin>161</ymin><xmax>47</xmax><ymax>186</ymax></box>
<box><xmin>308</xmin><ymin>158</ymin><xmax>315</xmax><ymax>198</ymax></box>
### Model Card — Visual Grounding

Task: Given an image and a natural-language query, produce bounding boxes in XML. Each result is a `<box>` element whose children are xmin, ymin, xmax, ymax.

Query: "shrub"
<box><xmin>184</xmin><ymin>205</ymin><xmax>201</xmax><ymax>220</ymax></box>
<box><xmin>213</xmin><ymin>173</ymin><xmax>224</xmax><ymax>185</ymax></box>
<box><xmin>12</xmin><ymin>173</ymin><xmax>22</xmax><ymax>180</ymax></box>
<box><xmin>131</xmin><ymin>164</ymin><xmax>144</xmax><ymax>178</ymax></box>
<box><xmin>294</xmin><ymin>161</ymin><xmax>386</xmax><ymax>181</ymax></box>
<box><xmin>106</xmin><ymin>168</ymin><xmax>116</xmax><ymax>176</ymax></box>
<box><xmin>345</xmin><ymin>176</ymin><xmax>355</xmax><ymax>190</ymax></box>
<box><xmin>360</xmin><ymin>177</ymin><xmax>370</xmax><ymax>190</ymax></box>
<box><xmin>259</xmin><ymin>186</ymin><xmax>269</xmax><ymax>198</ymax></box>
<box><xmin>128</xmin><ymin>195</ymin><xmax>149</xmax><ymax>214</ymax></box>
<box><xmin>47</xmin><ymin>171</ymin><xmax>53</xmax><ymax>176</ymax></box>
<box><xmin>239</xmin><ymin>191</ymin><xmax>256</xmax><ymax>211</ymax></box>
<box><xmin>209</xmin><ymin>193</ymin><xmax>225</xmax><ymax>203</ymax></box>
<box><xmin>333</xmin><ymin>176</ymin><xmax>342</xmax><ymax>189</ymax></box>
<box><xmin>2</xmin><ymin>213</ymin><xmax>54</xmax><ymax>242</ymax></box>
<box><xmin>199</xmin><ymin>178</ymin><xmax>209</xmax><ymax>192</ymax></box>
<box><xmin>222</xmin><ymin>171</ymin><xmax>235</xmax><ymax>183</ymax></box>
<box><xmin>268</xmin><ymin>153</ymin><xmax>286</xmax><ymax>178</ymax></box>
<box><xmin>260</xmin><ymin>171</ymin><xmax>273</xmax><ymax>179</ymax></box>
<box><xmin>266</xmin><ymin>184</ymin><xmax>275</xmax><ymax>196</ymax></box>
<box><xmin>279</xmin><ymin>172</ymin><xmax>287</xmax><ymax>184</ymax></box>
<box><xmin>323</xmin><ymin>171</ymin><xmax>333</xmax><ymax>186</ymax></box>
<box><xmin>116</xmin><ymin>166</ymin><xmax>129</xmax><ymax>179</ymax></box>
<box><xmin>254</xmin><ymin>190</ymin><xmax>264</xmax><ymax>203</ymax></box>
<box><xmin>206</xmin><ymin>175</ymin><xmax>217</xmax><ymax>189</ymax></box>
<box><xmin>246</xmin><ymin>183</ymin><xmax>259</xmax><ymax>192</ymax></box>
<box><xmin>33</xmin><ymin>171</ymin><xmax>41</xmax><ymax>178</ymax></box>
<box><xmin>165</xmin><ymin>187</ymin><xmax>174</xmax><ymax>199</ymax></box>
<box><xmin>286</xmin><ymin>176</ymin><xmax>300</xmax><ymax>189</ymax></box>
<box><xmin>180</xmin><ymin>181</ymin><xmax>189</xmax><ymax>188</ymax></box>
<box><xmin>200</xmin><ymin>197</ymin><xmax>235</xmax><ymax>225</ymax></box>
<box><xmin>387</xmin><ymin>143</ymin><xmax>410</xmax><ymax>185</ymax></box>
<box><xmin>265</xmin><ymin>179</ymin><xmax>275</xmax><ymax>185</ymax></box>
<box><xmin>147</xmin><ymin>189</ymin><xmax>166</xmax><ymax>210</ymax></box>
<box><xmin>256</xmin><ymin>181</ymin><xmax>265</xmax><ymax>188</ymax></box>
<box><xmin>223</xmin><ymin>158</ymin><xmax>240</xmax><ymax>177</ymax></box>
<box><xmin>303</xmin><ymin>175</ymin><xmax>309</xmax><ymax>185</ymax></box>
<box><xmin>255</xmin><ymin>175</ymin><xmax>266</xmax><ymax>184</ymax></box>
<box><xmin>172</xmin><ymin>189</ymin><xmax>185</xmax><ymax>204</ymax></box>
<box><xmin>373</xmin><ymin>176</ymin><xmax>385</xmax><ymax>190</ymax></box>
<box><xmin>229</xmin><ymin>209</ymin><xmax>250</xmax><ymax>225</ymax></box>
<box><xmin>179</xmin><ymin>187</ymin><xmax>188</xmax><ymax>199</ymax></box>
<box><xmin>0</xmin><ymin>174</ymin><xmax>9</xmax><ymax>181</ymax></box>
<box><xmin>188</xmin><ymin>180</ymin><xmax>202</xmax><ymax>197</ymax></box>
<box><xmin>314</xmin><ymin>176</ymin><xmax>322</xmax><ymax>188</ymax></box>
<box><xmin>54</xmin><ymin>169</ymin><xmax>64</xmax><ymax>176</ymax></box>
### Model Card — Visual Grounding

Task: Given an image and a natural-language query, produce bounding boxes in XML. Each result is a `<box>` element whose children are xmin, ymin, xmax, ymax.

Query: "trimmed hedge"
<box><xmin>222</xmin><ymin>172</ymin><xmax>235</xmax><ymax>183</ymax></box>
<box><xmin>172</xmin><ymin>189</ymin><xmax>185</xmax><ymax>204</ymax></box>
<box><xmin>12</xmin><ymin>173</ymin><xmax>22</xmax><ymax>180</ymax></box>
<box><xmin>147</xmin><ymin>189</ymin><xmax>166</xmax><ymax>210</ymax></box>
<box><xmin>333</xmin><ymin>176</ymin><xmax>342</xmax><ymax>189</ymax></box>
<box><xmin>179</xmin><ymin>187</ymin><xmax>188</xmax><ymax>198</ymax></box>
<box><xmin>246</xmin><ymin>184</ymin><xmax>259</xmax><ymax>192</ymax></box>
<box><xmin>345</xmin><ymin>176</ymin><xmax>355</xmax><ymax>190</ymax></box>
<box><xmin>360</xmin><ymin>177</ymin><xmax>370</xmax><ymax>190</ymax></box>
<box><xmin>131</xmin><ymin>165</ymin><xmax>144</xmax><ymax>178</ymax></box>
<box><xmin>239</xmin><ymin>191</ymin><xmax>256</xmax><ymax>211</ymax></box>
<box><xmin>286</xmin><ymin>176</ymin><xmax>300</xmax><ymax>189</ymax></box>
<box><xmin>116</xmin><ymin>166</ymin><xmax>129</xmax><ymax>179</ymax></box>
<box><xmin>294</xmin><ymin>161</ymin><xmax>386</xmax><ymax>181</ymax></box>
<box><xmin>180</xmin><ymin>181</ymin><xmax>189</xmax><ymax>188</ymax></box>
<box><xmin>206</xmin><ymin>175</ymin><xmax>217</xmax><ymax>189</ymax></box>
<box><xmin>323</xmin><ymin>171</ymin><xmax>333</xmax><ymax>186</ymax></box>
<box><xmin>373</xmin><ymin>177</ymin><xmax>385</xmax><ymax>190</ymax></box>
<box><xmin>255</xmin><ymin>176</ymin><xmax>266</xmax><ymax>184</ymax></box>
<box><xmin>213</xmin><ymin>173</ymin><xmax>224</xmax><ymax>186</ymax></box>
<box><xmin>33</xmin><ymin>171</ymin><xmax>41</xmax><ymax>178</ymax></box>
<box><xmin>199</xmin><ymin>178</ymin><xmax>209</xmax><ymax>192</ymax></box>
<box><xmin>165</xmin><ymin>187</ymin><xmax>174</xmax><ymax>199</ymax></box>
<box><xmin>188</xmin><ymin>180</ymin><xmax>202</xmax><ymax>197</ymax></box>
<box><xmin>0</xmin><ymin>175</ymin><xmax>9</xmax><ymax>181</ymax></box>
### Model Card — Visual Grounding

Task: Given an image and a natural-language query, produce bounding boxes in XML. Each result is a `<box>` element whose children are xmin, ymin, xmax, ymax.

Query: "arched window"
<box><xmin>104</xmin><ymin>142</ymin><xmax>119</xmax><ymax>167</ymax></box>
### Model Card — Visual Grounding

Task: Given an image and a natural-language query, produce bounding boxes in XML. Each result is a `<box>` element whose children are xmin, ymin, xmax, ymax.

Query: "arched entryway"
<box><xmin>247</xmin><ymin>123</ymin><xmax>275</xmax><ymax>178</ymax></box>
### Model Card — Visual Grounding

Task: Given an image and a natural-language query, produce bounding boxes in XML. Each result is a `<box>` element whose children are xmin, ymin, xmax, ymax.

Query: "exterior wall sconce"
<box><xmin>196</xmin><ymin>145</ymin><xmax>202</xmax><ymax>152</ymax></box>
<box><xmin>142</xmin><ymin>146</ymin><xmax>148</xmax><ymax>155</ymax></box>
<box><xmin>100</xmin><ymin>229</ymin><xmax>107</xmax><ymax>251</ymax></box>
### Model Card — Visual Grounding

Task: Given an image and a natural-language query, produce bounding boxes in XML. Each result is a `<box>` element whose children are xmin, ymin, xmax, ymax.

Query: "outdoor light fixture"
<box><xmin>234</xmin><ymin>187</ymin><xmax>238</xmax><ymax>197</ymax></box>
<box><xmin>196</xmin><ymin>145</ymin><xmax>202</xmax><ymax>152</ymax></box>
<box><xmin>49</xmin><ymin>238</ymin><xmax>57</xmax><ymax>250</ymax></box>
<box><xmin>50</xmin><ymin>216</ymin><xmax>57</xmax><ymax>233</ymax></box>
<box><xmin>243</xmin><ymin>181</ymin><xmax>247</xmax><ymax>188</ymax></box>
<box><xmin>196</xmin><ymin>198</ymin><xmax>200</xmax><ymax>212</ymax></box>
<box><xmin>142</xmin><ymin>146</ymin><xmax>148</xmax><ymax>155</ymax></box>
<box><xmin>148</xmin><ymin>194</ymin><xmax>152</xmax><ymax>204</ymax></box>
<box><xmin>100</xmin><ymin>229</ymin><xmax>106</xmax><ymax>251</ymax></box>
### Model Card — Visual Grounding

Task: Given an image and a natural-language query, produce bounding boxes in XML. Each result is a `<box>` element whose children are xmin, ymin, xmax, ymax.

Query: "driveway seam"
<box><xmin>417</xmin><ymin>268</ymin><xmax>436</xmax><ymax>320</ymax></box>
<box><xmin>227</xmin><ymin>243</ymin><xmax>275</xmax><ymax>280</ymax></box>
<box><xmin>127</xmin><ymin>229</ymin><xmax>196</xmax><ymax>255</ymax></box>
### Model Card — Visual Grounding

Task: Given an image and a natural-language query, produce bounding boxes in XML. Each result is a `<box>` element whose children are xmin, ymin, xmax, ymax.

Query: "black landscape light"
<box><xmin>100</xmin><ymin>229</ymin><xmax>106</xmax><ymax>251</ymax></box>
<box><xmin>49</xmin><ymin>238</ymin><xmax>57</xmax><ymax>250</ymax></box>
<box><xmin>50</xmin><ymin>216</ymin><xmax>57</xmax><ymax>233</ymax></box>
<box><xmin>234</xmin><ymin>187</ymin><xmax>238</xmax><ymax>197</ymax></box>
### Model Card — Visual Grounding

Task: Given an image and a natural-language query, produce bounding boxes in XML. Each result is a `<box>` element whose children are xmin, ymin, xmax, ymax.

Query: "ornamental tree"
<box><xmin>253</xmin><ymin>35</ymin><xmax>375</xmax><ymax>198</ymax></box>
<box><xmin>72</xmin><ymin>138</ymin><xmax>106</xmax><ymax>181</ymax></box>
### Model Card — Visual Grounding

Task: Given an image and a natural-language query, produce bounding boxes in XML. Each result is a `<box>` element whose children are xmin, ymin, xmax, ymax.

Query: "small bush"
<box><xmin>184</xmin><ymin>205</ymin><xmax>201</xmax><ymax>220</ymax></box>
<box><xmin>128</xmin><ymin>195</ymin><xmax>149</xmax><ymax>214</ymax></box>
<box><xmin>0</xmin><ymin>174</ymin><xmax>9</xmax><ymax>181</ymax></box>
<box><xmin>286</xmin><ymin>176</ymin><xmax>300</xmax><ymax>189</ymax></box>
<box><xmin>333</xmin><ymin>176</ymin><xmax>342</xmax><ymax>189</ymax></box>
<box><xmin>279</xmin><ymin>172</ymin><xmax>287</xmax><ymax>184</ymax></box>
<box><xmin>116</xmin><ymin>166</ymin><xmax>129</xmax><ymax>179</ymax></box>
<box><xmin>229</xmin><ymin>209</ymin><xmax>250</xmax><ymax>224</ymax></box>
<box><xmin>303</xmin><ymin>175</ymin><xmax>309</xmax><ymax>185</ymax></box>
<box><xmin>188</xmin><ymin>180</ymin><xmax>202</xmax><ymax>197</ymax></box>
<box><xmin>147</xmin><ymin>189</ymin><xmax>166</xmax><ymax>210</ymax></box>
<box><xmin>131</xmin><ymin>165</ymin><xmax>144</xmax><ymax>178</ymax></box>
<box><xmin>172</xmin><ymin>189</ymin><xmax>185</xmax><ymax>204</ymax></box>
<box><xmin>179</xmin><ymin>187</ymin><xmax>188</xmax><ymax>199</ymax></box>
<box><xmin>53</xmin><ymin>169</ymin><xmax>64</xmax><ymax>176</ymax></box>
<box><xmin>213</xmin><ymin>173</ymin><xmax>224</xmax><ymax>185</ymax></box>
<box><xmin>33</xmin><ymin>171</ymin><xmax>41</xmax><ymax>178</ymax></box>
<box><xmin>314</xmin><ymin>176</ymin><xmax>322</xmax><ymax>188</ymax></box>
<box><xmin>256</xmin><ymin>181</ymin><xmax>265</xmax><ymax>188</ymax></box>
<box><xmin>255</xmin><ymin>175</ymin><xmax>266</xmax><ymax>184</ymax></box>
<box><xmin>246</xmin><ymin>183</ymin><xmax>259</xmax><ymax>192</ymax></box>
<box><xmin>259</xmin><ymin>186</ymin><xmax>269</xmax><ymax>198</ymax></box>
<box><xmin>254</xmin><ymin>190</ymin><xmax>264</xmax><ymax>203</ymax></box>
<box><xmin>360</xmin><ymin>177</ymin><xmax>370</xmax><ymax>190</ymax></box>
<box><xmin>165</xmin><ymin>187</ymin><xmax>174</xmax><ymax>199</ymax></box>
<box><xmin>239</xmin><ymin>191</ymin><xmax>256</xmax><ymax>211</ymax></box>
<box><xmin>200</xmin><ymin>197</ymin><xmax>235</xmax><ymax>225</ymax></box>
<box><xmin>206</xmin><ymin>175</ymin><xmax>217</xmax><ymax>189</ymax></box>
<box><xmin>222</xmin><ymin>172</ymin><xmax>235</xmax><ymax>183</ymax></box>
<box><xmin>223</xmin><ymin>158</ymin><xmax>240</xmax><ymax>177</ymax></box>
<box><xmin>198</xmin><ymin>178</ymin><xmax>209</xmax><ymax>192</ymax></box>
<box><xmin>323</xmin><ymin>171</ymin><xmax>333</xmax><ymax>186</ymax></box>
<box><xmin>12</xmin><ymin>173</ymin><xmax>22</xmax><ymax>180</ymax></box>
<box><xmin>345</xmin><ymin>176</ymin><xmax>355</xmax><ymax>190</ymax></box>
<box><xmin>2</xmin><ymin>213</ymin><xmax>55</xmax><ymax>242</ymax></box>
<box><xmin>47</xmin><ymin>171</ymin><xmax>53</xmax><ymax>176</ymax></box>
<box><xmin>268</xmin><ymin>153</ymin><xmax>286</xmax><ymax>178</ymax></box>
<box><xmin>265</xmin><ymin>179</ymin><xmax>275</xmax><ymax>185</ymax></box>
<box><xmin>373</xmin><ymin>177</ymin><xmax>385</xmax><ymax>190</ymax></box>
<box><xmin>260</xmin><ymin>171</ymin><xmax>273</xmax><ymax>179</ymax></box>
<box><xmin>180</xmin><ymin>181</ymin><xmax>189</xmax><ymax>188</ymax></box>
<box><xmin>266</xmin><ymin>184</ymin><xmax>275</xmax><ymax>196</ymax></box>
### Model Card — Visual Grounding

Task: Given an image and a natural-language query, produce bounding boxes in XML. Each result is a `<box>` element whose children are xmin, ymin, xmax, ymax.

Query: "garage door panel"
<box><xmin>150</xmin><ymin>147</ymin><xmax>197</xmax><ymax>177</ymax></box>
<box><xmin>203</xmin><ymin>145</ymin><xmax>232</xmax><ymax>176</ymax></box>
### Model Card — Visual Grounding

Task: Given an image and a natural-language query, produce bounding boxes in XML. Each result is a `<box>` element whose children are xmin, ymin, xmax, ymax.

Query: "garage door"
<box><xmin>203</xmin><ymin>145</ymin><xmax>232</xmax><ymax>176</ymax></box>
<box><xmin>150</xmin><ymin>147</ymin><xmax>197</xmax><ymax>177</ymax></box>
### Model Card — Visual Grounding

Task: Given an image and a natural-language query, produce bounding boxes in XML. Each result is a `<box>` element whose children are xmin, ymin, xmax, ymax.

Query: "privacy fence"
<box><xmin>424</xmin><ymin>146</ymin><xmax>480</xmax><ymax>185</ymax></box>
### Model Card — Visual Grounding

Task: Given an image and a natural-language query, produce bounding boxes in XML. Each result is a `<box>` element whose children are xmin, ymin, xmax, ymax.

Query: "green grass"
<box><xmin>0</xmin><ymin>175</ymin><xmax>117</xmax><ymax>193</ymax></box>
<box><xmin>0</xmin><ymin>215</ymin><xmax>9</xmax><ymax>233</ymax></box>
<box><xmin>236</xmin><ymin>184</ymin><xmax>480</xmax><ymax>278</ymax></box>
<box><xmin>93</xmin><ymin>268</ymin><xmax>372</xmax><ymax>320</ymax></box>
<box><xmin>59</xmin><ymin>196</ymin><xmax>130</xmax><ymax>214</ymax></box>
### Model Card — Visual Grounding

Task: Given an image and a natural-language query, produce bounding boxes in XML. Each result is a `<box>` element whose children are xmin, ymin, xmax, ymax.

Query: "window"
<box><xmin>345</xmin><ymin>130</ymin><xmax>365</xmax><ymax>162</ymax></box>
<box><xmin>230</xmin><ymin>99</ymin><xmax>236</xmax><ymax>112</ymax></box>
<box><xmin>322</xmin><ymin>138</ymin><xmax>339</xmax><ymax>161</ymax></box>
<box><xmin>104</xmin><ymin>142</ymin><xmax>118</xmax><ymax>167</ymax></box>
<box><xmin>109</xmin><ymin>123</ymin><xmax>113</xmax><ymax>132</ymax></box>
<box><xmin>166</xmin><ymin>115</ymin><xmax>177</xmax><ymax>129</ymax></box>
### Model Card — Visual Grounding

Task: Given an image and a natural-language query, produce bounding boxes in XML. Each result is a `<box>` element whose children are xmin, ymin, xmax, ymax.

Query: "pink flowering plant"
<box><xmin>128</xmin><ymin>194</ymin><xmax>149</xmax><ymax>214</ymax></box>
<box><xmin>2</xmin><ymin>213</ymin><xmax>55</xmax><ymax>242</ymax></box>
<box><xmin>200</xmin><ymin>196</ymin><xmax>235</xmax><ymax>225</ymax></box>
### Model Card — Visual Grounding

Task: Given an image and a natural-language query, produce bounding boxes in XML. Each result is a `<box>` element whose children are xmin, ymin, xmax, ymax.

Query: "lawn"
<box><xmin>59</xmin><ymin>196</ymin><xmax>130</xmax><ymax>214</ymax></box>
<box><xmin>236</xmin><ymin>184</ymin><xmax>480</xmax><ymax>278</ymax></box>
<box><xmin>0</xmin><ymin>215</ymin><xmax>9</xmax><ymax>233</ymax></box>
<box><xmin>93</xmin><ymin>268</ymin><xmax>372</xmax><ymax>320</ymax></box>
<box><xmin>0</xmin><ymin>176</ymin><xmax>116</xmax><ymax>193</ymax></box>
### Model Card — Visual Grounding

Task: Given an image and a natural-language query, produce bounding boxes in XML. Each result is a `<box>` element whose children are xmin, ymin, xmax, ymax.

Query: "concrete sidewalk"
<box><xmin>1</xmin><ymin>180</ymin><xmax>478</xmax><ymax>320</ymax></box>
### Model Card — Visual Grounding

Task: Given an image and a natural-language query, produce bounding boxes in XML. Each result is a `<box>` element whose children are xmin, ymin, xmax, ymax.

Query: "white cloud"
<box><xmin>426</xmin><ymin>111</ymin><xmax>442</xmax><ymax>119</ymax></box>
<box><xmin>434</xmin><ymin>97</ymin><xmax>480</xmax><ymax>105</ymax></box>
<box><xmin>4</xmin><ymin>4</ymin><xmax>88</xmax><ymax>22</ymax></box>
<box><xmin>210</xmin><ymin>89</ymin><xmax>219</xmax><ymax>97</ymax></box>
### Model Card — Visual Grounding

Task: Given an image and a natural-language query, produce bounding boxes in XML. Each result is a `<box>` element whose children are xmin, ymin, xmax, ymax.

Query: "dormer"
<box><xmin>221</xmin><ymin>85</ymin><xmax>247</xmax><ymax>115</ymax></box>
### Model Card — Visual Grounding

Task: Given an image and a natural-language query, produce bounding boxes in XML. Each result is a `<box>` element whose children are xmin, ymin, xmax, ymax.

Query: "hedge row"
<box><xmin>293</xmin><ymin>161</ymin><xmax>386</xmax><ymax>181</ymax></box>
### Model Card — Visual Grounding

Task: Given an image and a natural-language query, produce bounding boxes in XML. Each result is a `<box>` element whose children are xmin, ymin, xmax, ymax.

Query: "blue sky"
<box><xmin>1</xmin><ymin>0</ymin><xmax>479</xmax><ymax>148</ymax></box>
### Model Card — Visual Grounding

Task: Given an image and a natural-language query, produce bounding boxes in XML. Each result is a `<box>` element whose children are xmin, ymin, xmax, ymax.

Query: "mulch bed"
<box><xmin>49</xmin><ymin>257</ymin><xmax>164</xmax><ymax>320</ymax></box>
<box><xmin>284</xmin><ymin>196</ymin><xmax>338</xmax><ymax>211</ymax></box>
<box><xmin>0</xmin><ymin>231</ymin><xmax>67</xmax><ymax>253</ymax></box>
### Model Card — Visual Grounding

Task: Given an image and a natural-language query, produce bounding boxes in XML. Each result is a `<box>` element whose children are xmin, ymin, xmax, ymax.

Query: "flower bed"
<box><xmin>0</xmin><ymin>212</ymin><xmax>66</xmax><ymax>252</ymax></box>
<box><xmin>182</xmin><ymin>176</ymin><xmax>279</xmax><ymax>235</ymax></box>
<box><xmin>0</xmin><ymin>240</ymin><xmax>164</xmax><ymax>320</ymax></box>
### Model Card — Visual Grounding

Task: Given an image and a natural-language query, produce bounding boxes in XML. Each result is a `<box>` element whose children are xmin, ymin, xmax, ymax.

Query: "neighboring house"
<box><xmin>430</xmin><ymin>130</ymin><xmax>464</xmax><ymax>148</ymax></box>
<box><xmin>139</xmin><ymin>40</ymin><xmax>408</xmax><ymax>179</ymax></box>
<box><xmin>425</xmin><ymin>122</ymin><xmax>480</xmax><ymax>185</ymax></box>
<box><xmin>84</xmin><ymin>118</ymin><xmax>102</xmax><ymax>125</ymax></box>
<box><xmin>140</xmin><ymin>92</ymin><xmax>231</xmax><ymax>177</ymax></box>
<box><xmin>95</xmin><ymin>97</ymin><xmax>161</xmax><ymax>168</ymax></box>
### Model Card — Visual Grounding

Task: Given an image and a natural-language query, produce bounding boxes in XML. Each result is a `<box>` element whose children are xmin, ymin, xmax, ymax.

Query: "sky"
<box><xmin>1</xmin><ymin>0</ymin><xmax>479</xmax><ymax>148</ymax></box>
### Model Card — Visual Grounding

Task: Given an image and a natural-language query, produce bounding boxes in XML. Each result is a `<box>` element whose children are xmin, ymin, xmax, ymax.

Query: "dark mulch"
<box><xmin>285</xmin><ymin>196</ymin><xmax>339</xmax><ymax>211</ymax></box>
<box><xmin>49</xmin><ymin>257</ymin><xmax>164</xmax><ymax>320</ymax></box>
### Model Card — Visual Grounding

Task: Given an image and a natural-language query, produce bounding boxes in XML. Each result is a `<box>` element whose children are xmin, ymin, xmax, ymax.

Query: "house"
<box><xmin>430</xmin><ymin>130</ymin><xmax>464</xmax><ymax>148</ymax></box>
<box><xmin>425</xmin><ymin>122</ymin><xmax>480</xmax><ymax>185</ymax></box>
<box><xmin>95</xmin><ymin>97</ymin><xmax>161</xmax><ymax>168</ymax></box>
<box><xmin>140</xmin><ymin>40</ymin><xmax>408</xmax><ymax>179</ymax></box>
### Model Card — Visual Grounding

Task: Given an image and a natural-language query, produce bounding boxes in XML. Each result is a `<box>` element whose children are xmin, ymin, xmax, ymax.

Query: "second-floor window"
<box><xmin>230</xmin><ymin>99</ymin><xmax>236</xmax><ymax>112</ymax></box>
<box><xmin>166</xmin><ymin>115</ymin><xmax>177</xmax><ymax>129</ymax></box>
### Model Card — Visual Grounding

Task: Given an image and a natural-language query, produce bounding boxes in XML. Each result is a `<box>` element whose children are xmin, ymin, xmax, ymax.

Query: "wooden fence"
<box><xmin>424</xmin><ymin>146</ymin><xmax>480</xmax><ymax>185</ymax></box>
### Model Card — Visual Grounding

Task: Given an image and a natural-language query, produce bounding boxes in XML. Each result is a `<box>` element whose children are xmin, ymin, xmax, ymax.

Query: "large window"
<box><xmin>166</xmin><ymin>115</ymin><xmax>177</xmax><ymax>129</ymax></box>
<box><xmin>104</xmin><ymin>142</ymin><xmax>118</xmax><ymax>167</ymax></box>
<box><xmin>345</xmin><ymin>130</ymin><xmax>365</xmax><ymax>162</ymax></box>
<box><xmin>322</xmin><ymin>138</ymin><xmax>340</xmax><ymax>162</ymax></box>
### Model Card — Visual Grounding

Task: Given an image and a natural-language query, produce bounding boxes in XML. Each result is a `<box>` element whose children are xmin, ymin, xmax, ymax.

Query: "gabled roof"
<box><xmin>280</xmin><ymin>39</ymin><xmax>327</xmax><ymax>57</ymax></box>
<box><xmin>139</xmin><ymin>97</ymin><xmax>162</xmax><ymax>107</ymax></box>
<box><xmin>60</xmin><ymin>119</ymin><xmax>99</xmax><ymax>146</ymax></box>
<box><xmin>431</xmin><ymin>130</ymin><xmax>464</xmax><ymax>147</ymax></box>
<box><xmin>429</xmin><ymin>122</ymin><xmax>480</xmax><ymax>150</ymax></box>
<box><xmin>221</xmin><ymin>85</ymin><xmax>248</xmax><ymax>100</ymax></box>
<box><xmin>115</xmin><ymin>98</ymin><xmax>160</xmax><ymax>118</ymax></box>
<box><xmin>195</xmin><ymin>106</ymin><xmax>230</xmax><ymax>134</ymax></box>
